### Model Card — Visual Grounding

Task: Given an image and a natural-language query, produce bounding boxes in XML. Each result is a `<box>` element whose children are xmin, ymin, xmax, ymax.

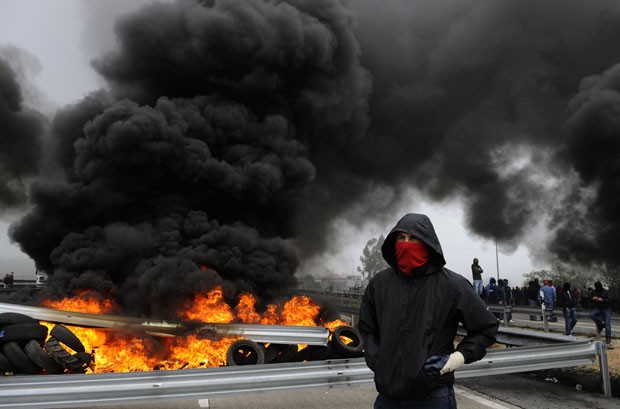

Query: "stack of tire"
<box><xmin>0</xmin><ymin>312</ymin><xmax>93</xmax><ymax>375</ymax></box>
<box><xmin>226</xmin><ymin>325</ymin><xmax>364</xmax><ymax>366</ymax></box>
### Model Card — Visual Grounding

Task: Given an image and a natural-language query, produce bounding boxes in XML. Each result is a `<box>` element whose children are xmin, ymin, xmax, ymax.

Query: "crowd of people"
<box><xmin>1</xmin><ymin>272</ymin><xmax>14</xmax><ymax>288</ymax></box>
<box><xmin>471</xmin><ymin>259</ymin><xmax>616</xmax><ymax>349</ymax></box>
<box><xmin>476</xmin><ymin>275</ymin><xmax>615</xmax><ymax>311</ymax></box>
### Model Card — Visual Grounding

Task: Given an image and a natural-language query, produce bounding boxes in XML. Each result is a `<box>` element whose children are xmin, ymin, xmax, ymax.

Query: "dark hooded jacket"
<box><xmin>359</xmin><ymin>213</ymin><xmax>498</xmax><ymax>399</ymax></box>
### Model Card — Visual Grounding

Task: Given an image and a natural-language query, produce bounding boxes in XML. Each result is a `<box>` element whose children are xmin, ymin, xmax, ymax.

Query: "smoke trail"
<box><xmin>0</xmin><ymin>55</ymin><xmax>44</xmax><ymax>210</ymax></box>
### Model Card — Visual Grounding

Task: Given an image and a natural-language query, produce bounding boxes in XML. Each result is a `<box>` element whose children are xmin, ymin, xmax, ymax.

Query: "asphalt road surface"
<box><xmin>66</xmin><ymin>383</ymin><xmax>521</xmax><ymax>409</ymax></box>
<box><xmin>67</xmin><ymin>374</ymin><xmax>618</xmax><ymax>409</ymax></box>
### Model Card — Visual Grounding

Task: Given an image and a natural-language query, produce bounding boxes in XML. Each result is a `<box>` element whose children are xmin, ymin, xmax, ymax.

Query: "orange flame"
<box><xmin>41</xmin><ymin>287</ymin><xmax>350</xmax><ymax>373</ymax></box>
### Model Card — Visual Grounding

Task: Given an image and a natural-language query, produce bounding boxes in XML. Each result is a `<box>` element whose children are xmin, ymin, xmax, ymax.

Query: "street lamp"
<box><xmin>495</xmin><ymin>238</ymin><xmax>500</xmax><ymax>281</ymax></box>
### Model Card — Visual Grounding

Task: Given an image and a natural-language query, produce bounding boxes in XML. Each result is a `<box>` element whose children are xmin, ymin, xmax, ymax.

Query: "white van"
<box><xmin>35</xmin><ymin>271</ymin><xmax>48</xmax><ymax>287</ymax></box>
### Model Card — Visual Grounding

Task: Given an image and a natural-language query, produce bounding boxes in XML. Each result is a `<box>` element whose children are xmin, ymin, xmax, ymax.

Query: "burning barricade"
<box><xmin>0</xmin><ymin>288</ymin><xmax>363</xmax><ymax>375</ymax></box>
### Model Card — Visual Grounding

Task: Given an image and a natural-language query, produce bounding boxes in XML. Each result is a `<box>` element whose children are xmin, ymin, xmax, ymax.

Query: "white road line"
<box><xmin>455</xmin><ymin>386</ymin><xmax>518</xmax><ymax>409</ymax></box>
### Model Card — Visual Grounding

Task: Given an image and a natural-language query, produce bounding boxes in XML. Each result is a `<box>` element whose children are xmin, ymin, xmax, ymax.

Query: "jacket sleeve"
<box><xmin>359</xmin><ymin>280</ymin><xmax>380</xmax><ymax>372</ymax></box>
<box><xmin>454</xmin><ymin>280</ymin><xmax>498</xmax><ymax>364</ymax></box>
<box><xmin>601</xmin><ymin>289</ymin><xmax>612</xmax><ymax>309</ymax></box>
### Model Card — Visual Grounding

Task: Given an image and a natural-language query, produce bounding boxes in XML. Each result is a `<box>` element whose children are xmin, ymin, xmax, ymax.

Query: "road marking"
<box><xmin>198</xmin><ymin>398</ymin><xmax>210</xmax><ymax>407</ymax></box>
<box><xmin>455</xmin><ymin>386</ymin><xmax>517</xmax><ymax>409</ymax></box>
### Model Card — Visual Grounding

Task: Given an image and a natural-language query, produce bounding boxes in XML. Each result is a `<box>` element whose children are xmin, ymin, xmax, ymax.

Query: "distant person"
<box><xmin>485</xmin><ymin>277</ymin><xmax>499</xmax><ymax>304</ymax></box>
<box><xmin>558</xmin><ymin>282</ymin><xmax>578</xmax><ymax>336</ymax></box>
<box><xmin>485</xmin><ymin>277</ymin><xmax>502</xmax><ymax>322</ymax></box>
<box><xmin>590</xmin><ymin>281</ymin><xmax>613</xmax><ymax>348</ymax></box>
<box><xmin>527</xmin><ymin>279</ymin><xmax>541</xmax><ymax>321</ymax></box>
<box><xmin>359</xmin><ymin>213</ymin><xmax>498</xmax><ymax>409</ymax></box>
<box><xmin>471</xmin><ymin>258</ymin><xmax>484</xmax><ymax>296</ymax></box>
<box><xmin>500</xmin><ymin>279</ymin><xmax>514</xmax><ymax>323</ymax></box>
<box><xmin>515</xmin><ymin>285</ymin><xmax>526</xmax><ymax>305</ymax></box>
<box><xmin>539</xmin><ymin>280</ymin><xmax>557</xmax><ymax>322</ymax></box>
<box><xmin>6</xmin><ymin>272</ymin><xmax>14</xmax><ymax>288</ymax></box>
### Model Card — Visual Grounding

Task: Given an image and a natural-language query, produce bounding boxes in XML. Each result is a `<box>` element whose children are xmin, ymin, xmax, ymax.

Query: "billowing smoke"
<box><xmin>0</xmin><ymin>54</ymin><xmax>44</xmax><ymax>209</ymax></box>
<box><xmin>6</xmin><ymin>0</ymin><xmax>620</xmax><ymax>315</ymax></box>
<box><xmin>337</xmin><ymin>0</ymin><xmax>620</xmax><ymax>274</ymax></box>
<box><xmin>550</xmin><ymin>63</ymin><xmax>620</xmax><ymax>270</ymax></box>
<box><xmin>8</xmin><ymin>0</ymin><xmax>370</xmax><ymax>317</ymax></box>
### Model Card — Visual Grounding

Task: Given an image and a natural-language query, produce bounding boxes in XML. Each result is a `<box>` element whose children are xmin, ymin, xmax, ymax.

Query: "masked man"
<box><xmin>359</xmin><ymin>213</ymin><xmax>498</xmax><ymax>409</ymax></box>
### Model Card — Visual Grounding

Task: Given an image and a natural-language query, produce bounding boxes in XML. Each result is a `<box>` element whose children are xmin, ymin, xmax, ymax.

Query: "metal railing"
<box><xmin>0</xmin><ymin>302</ymin><xmax>330</xmax><ymax>346</ymax></box>
<box><xmin>0</xmin><ymin>339</ymin><xmax>610</xmax><ymax>408</ymax></box>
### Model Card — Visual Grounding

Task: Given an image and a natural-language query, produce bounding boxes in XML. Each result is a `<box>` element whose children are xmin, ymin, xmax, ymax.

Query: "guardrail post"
<box><xmin>542</xmin><ymin>306</ymin><xmax>549</xmax><ymax>332</ymax></box>
<box><xmin>596</xmin><ymin>341</ymin><xmax>612</xmax><ymax>398</ymax></box>
<box><xmin>502</xmin><ymin>306</ymin><xmax>513</xmax><ymax>326</ymax></box>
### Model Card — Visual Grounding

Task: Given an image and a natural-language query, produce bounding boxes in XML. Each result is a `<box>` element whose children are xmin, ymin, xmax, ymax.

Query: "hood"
<box><xmin>381</xmin><ymin>213</ymin><xmax>446</xmax><ymax>273</ymax></box>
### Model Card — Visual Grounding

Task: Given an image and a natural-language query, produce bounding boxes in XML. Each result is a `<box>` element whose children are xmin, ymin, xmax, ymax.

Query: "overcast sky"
<box><xmin>0</xmin><ymin>0</ymin><xmax>549</xmax><ymax>286</ymax></box>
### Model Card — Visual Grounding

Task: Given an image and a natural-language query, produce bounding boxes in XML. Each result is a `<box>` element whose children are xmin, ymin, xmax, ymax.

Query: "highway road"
<box><xmin>63</xmin><ymin>376</ymin><xmax>617</xmax><ymax>409</ymax></box>
<box><xmin>63</xmin><ymin>383</ymin><xmax>522</xmax><ymax>409</ymax></box>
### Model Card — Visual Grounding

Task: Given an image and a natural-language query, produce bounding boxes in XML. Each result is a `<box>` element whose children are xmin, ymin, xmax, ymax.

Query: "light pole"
<box><xmin>495</xmin><ymin>238</ymin><xmax>500</xmax><ymax>281</ymax></box>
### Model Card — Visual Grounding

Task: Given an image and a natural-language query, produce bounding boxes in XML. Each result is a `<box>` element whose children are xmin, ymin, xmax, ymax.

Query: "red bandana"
<box><xmin>395</xmin><ymin>241</ymin><xmax>430</xmax><ymax>275</ymax></box>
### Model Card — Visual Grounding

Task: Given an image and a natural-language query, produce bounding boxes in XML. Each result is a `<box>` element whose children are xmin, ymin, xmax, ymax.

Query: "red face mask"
<box><xmin>395</xmin><ymin>241</ymin><xmax>430</xmax><ymax>275</ymax></box>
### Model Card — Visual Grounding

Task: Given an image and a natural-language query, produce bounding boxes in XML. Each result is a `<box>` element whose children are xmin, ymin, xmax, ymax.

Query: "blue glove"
<box><xmin>422</xmin><ymin>354</ymin><xmax>450</xmax><ymax>378</ymax></box>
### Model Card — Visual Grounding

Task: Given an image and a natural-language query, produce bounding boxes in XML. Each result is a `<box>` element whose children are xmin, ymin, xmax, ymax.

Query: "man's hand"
<box><xmin>439</xmin><ymin>351</ymin><xmax>465</xmax><ymax>375</ymax></box>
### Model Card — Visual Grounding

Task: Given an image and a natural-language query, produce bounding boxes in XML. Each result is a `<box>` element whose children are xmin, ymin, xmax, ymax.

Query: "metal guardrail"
<box><xmin>0</xmin><ymin>302</ymin><xmax>330</xmax><ymax>346</ymax></box>
<box><xmin>0</xmin><ymin>340</ymin><xmax>609</xmax><ymax>408</ymax></box>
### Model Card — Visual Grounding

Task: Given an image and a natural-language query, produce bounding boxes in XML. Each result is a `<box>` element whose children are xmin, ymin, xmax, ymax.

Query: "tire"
<box><xmin>226</xmin><ymin>339</ymin><xmax>265</xmax><ymax>366</ymax></box>
<box><xmin>0</xmin><ymin>323</ymin><xmax>48</xmax><ymax>343</ymax></box>
<box><xmin>2</xmin><ymin>341</ymin><xmax>41</xmax><ymax>374</ymax></box>
<box><xmin>50</xmin><ymin>324</ymin><xmax>85</xmax><ymax>352</ymax></box>
<box><xmin>288</xmin><ymin>345</ymin><xmax>315</xmax><ymax>362</ymax></box>
<box><xmin>0</xmin><ymin>349</ymin><xmax>14</xmax><ymax>373</ymax></box>
<box><xmin>269</xmin><ymin>344</ymin><xmax>298</xmax><ymax>363</ymax></box>
<box><xmin>44</xmin><ymin>337</ymin><xmax>86</xmax><ymax>373</ymax></box>
<box><xmin>330</xmin><ymin>326</ymin><xmax>364</xmax><ymax>358</ymax></box>
<box><xmin>23</xmin><ymin>340</ymin><xmax>64</xmax><ymax>373</ymax></box>
<box><xmin>262</xmin><ymin>343</ymin><xmax>280</xmax><ymax>364</ymax></box>
<box><xmin>263</xmin><ymin>343</ymin><xmax>295</xmax><ymax>364</ymax></box>
<box><xmin>307</xmin><ymin>344</ymin><xmax>333</xmax><ymax>361</ymax></box>
<box><xmin>74</xmin><ymin>351</ymin><xmax>94</xmax><ymax>368</ymax></box>
<box><xmin>0</xmin><ymin>312</ymin><xmax>37</xmax><ymax>326</ymax></box>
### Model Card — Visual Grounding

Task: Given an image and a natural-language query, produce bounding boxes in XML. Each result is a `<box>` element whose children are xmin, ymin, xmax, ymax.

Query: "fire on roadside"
<box><xmin>41</xmin><ymin>287</ymin><xmax>349</xmax><ymax>373</ymax></box>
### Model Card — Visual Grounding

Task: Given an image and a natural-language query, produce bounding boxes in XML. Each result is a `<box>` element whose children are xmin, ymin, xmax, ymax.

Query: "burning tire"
<box><xmin>226</xmin><ymin>339</ymin><xmax>265</xmax><ymax>366</ymax></box>
<box><xmin>269</xmin><ymin>344</ymin><xmax>298</xmax><ymax>363</ymax></box>
<box><xmin>330</xmin><ymin>326</ymin><xmax>364</xmax><ymax>358</ymax></box>
<box><xmin>263</xmin><ymin>343</ymin><xmax>284</xmax><ymax>364</ymax></box>
<box><xmin>307</xmin><ymin>344</ymin><xmax>333</xmax><ymax>361</ymax></box>
<box><xmin>44</xmin><ymin>337</ymin><xmax>87</xmax><ymax>373</ymax></box>
<box><xmin>0</xmin><ymin>312</ymin><xmax>37</xmax><ymax>326</ymax></box>
<box><xmin>51</xmin><ymin>324</ymin><xmax>85</xmax><ymax>353</ymax></box>
<box><xmin>0</xmin><ymin>323</ymin><xmax>48</xmax><ymax>343</ymax></box>
<box><xmin>24</xmin><ymin>340</ymin><xmax>65</xmax><ymax>373</ymax></box>
<box><xmin>74</xmin><ymin>351</ymin><xmax>94</xmax><ymax>369</ymax></box>
<box><xmin>2</xmin><ymin>341</ymin><xmax>41</xmax><ymax>374</ymax></box>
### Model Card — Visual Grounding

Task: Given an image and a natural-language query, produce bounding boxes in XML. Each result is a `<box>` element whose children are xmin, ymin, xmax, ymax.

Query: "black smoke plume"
<box><xmin>0</xmin><ymin>56</ymin><xmax>44</xmax><ymax>209</ymax></box>
<box><xmin>338</xmin><ymin>0</ymin><xmax>620</xmax><ymax>277</ymax></box>
<box><xmin>9</xmin><ymin>0</ymin><xmax>370</xmax><ymax>317</ymax></box>
<box><xmin>8</xmin><ymin>0</ymin><xmax>620</xmax><ymax>315</ymax></box>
